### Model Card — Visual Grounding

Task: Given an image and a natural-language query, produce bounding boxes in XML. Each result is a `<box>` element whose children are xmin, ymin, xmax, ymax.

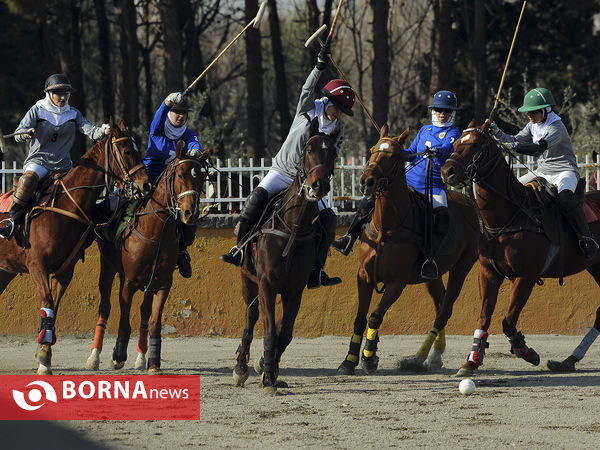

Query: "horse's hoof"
<box><xmin>263</xmin><ymin>385</ymin><xmax>278</xmax><ymax>396</ymax></box>
<box><xmin>397</xmin><ymin>355</ymin><xmax>426</xmax><ymax>372</ymax></box>
<box><xmin>336</xmin><ymin>360</ymin><xmax>356</xmax><ymax>376</ymax></box>
<box><xmin>424</xmin><ymin>349</ymin><xmax>444</xmax><ymax>371</ymax></box>
<box><xmin>547</xmin><ymin>359</ymin><xmax>576</xmax><ymax>372</ymax></box>
<box><xmin>148</xmin><ymin>366</ymin><xmax>161</xmax><ymax>374</ymax></box>
<box><xmin>524</xmin><ymin>348</ymin><xmax>540</xmax><ymax>366</ymax></box>
<box><xmin>37</xmin><ymin>344</ymin><xmax>52</xmax><ymax>367</ymax></box>
<box><xmin>134</xmin><ymin>352</ymin><xmax>146</xmax><ymax>370</ymax></box>
<box><xmin>37</xmin><ymin>363</ymin><xmax>52</xmax><ymax>375</ymax></box>
<box><xmin>85</xmin><ymin>349</ymin><xmax>101</xmax><ymax>370</ymax></box>
<box><xmin>275</xmin><ymin>380</ymin><xmax>288</xmax><ymax>388</ymax></box>
<box><xmin>360</xmin><ymin>355</ymin><xmax>379</xmax><ymax>374</ymax></box>
<box><xmin>456</xmin><ymin>363</ymin><xmax>476</xmax><ymax>377</ymax></box>
<box><xmin>254</xmin><ymin>356</ymin><xmax>264</xmax><ymax>375</ymax></box>
<box><xmin>111</xmin><ymin>359</ymin><xmax>125</xmax><ymax>370</ymax></box>
<box><xmin>233</xmin><ymin>366</ymin><xmax>249</xmax><ymax>386</ymax></box>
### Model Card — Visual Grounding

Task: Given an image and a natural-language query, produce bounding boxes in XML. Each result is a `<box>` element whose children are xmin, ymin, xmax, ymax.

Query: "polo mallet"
<box><xmin>181</xmin><ymin>1</ymin><xmax>268</xmax><ymax>97</ymax></box>
<box><xmin>0</xmin><ymin>129</ymin><xmax>33</xmax><ymax>153</ymax></box>
<box><xmin>489</xmin><ymin>0</ymin><xmax>527</xmax><ymax>121</ymax></box>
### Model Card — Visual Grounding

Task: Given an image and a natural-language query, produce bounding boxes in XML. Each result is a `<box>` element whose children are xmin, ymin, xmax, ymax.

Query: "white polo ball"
<box><xmin>458</xmin><ymin>378</ymin><xmax>476</xmax><ymax>395</ymax></box>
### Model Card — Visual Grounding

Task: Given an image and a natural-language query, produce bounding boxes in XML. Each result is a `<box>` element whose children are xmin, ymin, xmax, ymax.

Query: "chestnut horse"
<box><xmin>335</xmin><ymin>125</ymin><xmax>480</xmax><ymax>375</ymax></box>
<box><xmin>85</xmin><ymin>142</ymin><xmax>210</xmax><ymax>371</ymax></box>
<box><xmin>441</xmin><ymin>120</ymin><xmax>600</xmax><ymax>376</ymax></box>
<box><xmin>0</xmin><ymin>119</ymin><xmax>150</xmax><ymax>374</ymax></box>
<box><xmin>232</xmin><ymin>122</ymin><xmax>337</xmax><ymax>393</ymax></box>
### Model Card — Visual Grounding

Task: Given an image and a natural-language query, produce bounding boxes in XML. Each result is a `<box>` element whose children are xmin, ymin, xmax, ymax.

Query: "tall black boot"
<box><xmin>559</xmin><ymin>190</ymin><xmax>599</xmax><ymax>260</ymax></box>
<box><xmin>0</xmin><ymin>202</ymin><xmax>25</xmax><ymax>240</ymax></box>
<box><xmin>177</xmin><ymin>223</ymin><xmax>197</xmax><ymax>278</ymax></box>
<box><xmin>332</xmin><ymin>196</ymin><xmax>374</xmax><ymax>256</ymax></box>
<box><xmin>220</xmin><ymin>187</ymin><xmax>269</xmax><ymax>266</ymax></box>
<box><xmin>307</xmin><ymin>208</ymin><xmax>342</xmax><ymax>289</ymax></box>
<box><xmin>420</xmin><ymin>206</ymin><xmax>450</xmax><ymax>279</ymax></box>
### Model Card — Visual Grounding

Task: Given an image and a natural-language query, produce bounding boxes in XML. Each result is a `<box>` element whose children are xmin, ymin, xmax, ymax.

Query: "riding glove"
<box><xmin>100</xmin><ymin>123</ymin><xmax>110</xmax><ymax>136</ymax></box>
<box><xmin>316</xmin><ymin>42</ymin><xmax>331</xmax><ymax>71</ymax></box>
<box><xmin>167</xmin><ymin>92</ymin><xmax>183</xmax><ymax>106</ymax></box>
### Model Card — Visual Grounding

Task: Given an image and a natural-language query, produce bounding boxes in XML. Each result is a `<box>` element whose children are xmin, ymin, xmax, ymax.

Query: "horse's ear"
<box><xmin>309</xmin><ymin>117</ymin><xmax>320</xmax><ymax>136</ymax></box>
<box><xmin>380</xmin><ymin>123</ymin><xmax>389</xmax><ymax>138</ymax></box>
<box><xmin>109</xmin><ymin>117</ymin><xmax>114</xmax><ymax>130</ymax></box>
<box><xmin>394</xmin><ymin>127</ymin><xmax>410</xmax><ymax>147</ymax></box>
<box><xmin>467</xmin><ymin>119</ymin><xmax>476</xmax><ymax>129</ymax></box>
<box><xmin>593</xmin><ymin>150</ymin><xmax>598</xmax><ymax>162</ymax></box>
<box><xmin>118</xmin><ymin>119</ymin><xmax>127</xmax><ymax>132</ymax></box>
<box><xmin>198</xmin><ymin>149</ymin><xmax>211</xmax><ymax>163</ymax></box>
<box><xmin>481</xmin><ymin>119</ymin><xmax>491</xmax><ymax>132</ymax></box>
<box><xmin>176</xmin><ymin>140</ymin><xmax>185</xmax><ymax>159</ymax></box>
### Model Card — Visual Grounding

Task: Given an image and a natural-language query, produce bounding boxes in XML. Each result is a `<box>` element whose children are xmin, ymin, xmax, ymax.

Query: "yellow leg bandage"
<box><xmin>433</xmin><ymin>328</ymin><xmax>446</xmax><ymax>351</ymax></box>
<box><xmin>416</xmin><ymin>327</ymin><xmax>439</xmax><ymax>359</ymax></box>
<box><xmin>363</xmin><ymin>327</ymin><xmax>378</xmax><ymax>357</ymax></box>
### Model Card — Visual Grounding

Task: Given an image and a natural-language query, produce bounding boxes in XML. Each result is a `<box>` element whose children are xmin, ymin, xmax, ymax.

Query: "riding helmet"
<box><xmin>429</xmin><ymin>90</ymin><xmax>458</xmax><ymax>110</ymax></box>
<box><xmin>518</xmin><ymin>88</ymin><xmax>556</xmax><ymax>112</ymax></box>
<box><xmin>44</xmin><ymin>74</ymin><xmax>74</xmax><ymax>92</ymax></box>
<box><xmin>171</xmin><ymin>97</ymin><xmax>194</xmax><ymax>112</ymax></box>
<box><xmin>322</xmin><ymin>79</ymin><xmax>355</xmax><ymax>116</ymax></box>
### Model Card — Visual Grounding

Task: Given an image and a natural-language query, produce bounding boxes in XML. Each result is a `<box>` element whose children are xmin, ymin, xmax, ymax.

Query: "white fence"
<box><xmin>2</xmin><ymin>153</ymin><xmax>599</xmax><ymax>213</ymax></box>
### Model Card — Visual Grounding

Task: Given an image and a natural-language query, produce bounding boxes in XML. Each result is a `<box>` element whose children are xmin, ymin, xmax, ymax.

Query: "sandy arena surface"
<box><xmin>1</xmin><ymin>334</ymin><xmax>600</xmax><ymax>449</ymax></box>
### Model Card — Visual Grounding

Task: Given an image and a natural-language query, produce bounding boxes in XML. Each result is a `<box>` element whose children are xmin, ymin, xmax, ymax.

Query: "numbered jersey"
<box><xmin>144</xmin><ymin>101</ymin><xmax>202</xmax><ymax>182</ymax></box>
<box><xmin>404</xmin><ymin>124</ymin><xmax>460</xmax><ymax>195</ymax></box>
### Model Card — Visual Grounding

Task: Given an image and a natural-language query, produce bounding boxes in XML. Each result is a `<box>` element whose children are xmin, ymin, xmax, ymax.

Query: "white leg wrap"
<box><xmin>572</xmin><ymin>327</ymin><xmax>600</xmax><ymax>360</ymax></box>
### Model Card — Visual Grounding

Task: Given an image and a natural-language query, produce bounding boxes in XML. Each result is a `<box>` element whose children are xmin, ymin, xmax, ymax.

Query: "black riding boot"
<box><xmin>0</xmin><ymin>202</ymin><xmax>26</xmax><ymax>240</ymax></box>
<box><xmin>177</xmin><ymin>223</ymin><xmax>197</xmax><ymax>278</ymax></box>
<box><xmin>307</xmin><ymin>208</ymin><xmax>342</xmax><ymax>289</ymax></box>
<box><xmin>220</xmin><ymin>187</ymin><xmax>269</xmax><ymax>266</ymax></box>
<box><xmin>332</xmin><ymin>196</ymin><xmax>374</xmax><ymax>256</ymax></box>
<box><xmin>559</xmin><ymin>190</ymin><xmax>599</xmax><ymax>260</ymax></box>
<box><xmin>420</xmin><ymin>206</ymin><xmax>450</xmax><ymax>279</ymax></box>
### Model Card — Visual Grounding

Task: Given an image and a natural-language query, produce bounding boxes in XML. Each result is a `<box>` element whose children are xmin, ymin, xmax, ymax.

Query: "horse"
<box><xmin>0</xmin><ymin>118</ymin><xmax>151</xmax><ymax>374</ymax></box>
<box><xmin>441</xmin><ymin>120</ymin><xmax>600</xmax><ymax>376</ymax></box>
<box><xmin>232</xmin><ymin>119</ymin><xmax>337</xmax><ymax>393</ymax></box>
<box><xmin>335</xmin><ymin>124</ymin><xmax>480</xmax><ymax>375</ymax></box>
<box><xmin>85</xmin><ymin>141</ymin><xmax>210</xmax><ymax>371</ymax></box>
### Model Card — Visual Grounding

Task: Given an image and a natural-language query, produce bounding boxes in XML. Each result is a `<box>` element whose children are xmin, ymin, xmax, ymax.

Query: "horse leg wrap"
<box><xmin>572</xmin><ymin>327</ymin><xmax>600</xmax><ymax>360</ymax></box>
<box><xmin>345</xmin><ymin>334</ymin><xmax>363</xmax><ymax>365</ymax></box>
<box><xmin>112</xmin><ymin>337</ymin><xmax>130</xmax><ymax>363</ymax></box>
<box><xmin>38</xmin><ymin>308</ymin><xmax>56</xmax><ymax>345</ymax></box>
<box><xmin>416</xmin><ymin>328</ymin><xmax>439</xmax><ymax>359</ymax></box>
<box><xmin>92</xmin><ymin>318</ymin><xmax>107</xmax><ymax>352</ymax></box>
<box><xmin>433</xmin><ymin>328</ymin><xmax>446</xmax><ymax>351</ymax></box>
<box><xmin>235</xmin><ymin>329</ymin><xmax>253</xmax><ymax>364</ymax></box>
<box><xmin>467</xmin><ymin>329</ymin><xmax>489</xmax><ymax>366</ymax></box>
<box><xmin>363</xmin><ymin>327</ymin><xmax>379</xmax><ymax>358</ymax></box>
<box><xmin>506</xmin><ymin>331</ymin><xmax>531</xmax><ymax>358</ymax></box>
<box><xmin>147</xmin><ymin>336</ymin><xmax>161</xmax><ymax>369</ymax></box>
<box><xmin>137</xmin><ymin>321</ymin><xmax>149</xmax><ymax>354</ymax></box>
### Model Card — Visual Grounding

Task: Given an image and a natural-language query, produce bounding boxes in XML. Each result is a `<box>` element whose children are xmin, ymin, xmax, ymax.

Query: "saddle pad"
<box><xmin>0</xmin><ymin>190</ymin><xmax>14</xmax><ymax>213</ymax></box>
<box><xmin>114</xmin><ymin>200</ymin><xmax>140</xmax><ymax>242</ymax></box>
<box><xmin>583</xmin><ymin>199</ymin><xmax>600</xmax><ymax>223</ymax></box>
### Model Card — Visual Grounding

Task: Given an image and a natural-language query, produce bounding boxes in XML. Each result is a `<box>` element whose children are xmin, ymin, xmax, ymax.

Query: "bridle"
<box><xmin>105</xmin><ymin>133</ymin><xmax>147</xmax><ymax>197</ymax></box>
<box><xmin>296</xmin><ymin>135</ymin><xmax>335</xmax><ymax>199</ymax></box>
<box><xmin>362</xmin><ymin>138</ymin><xmax>404</xmax><ymax>195</ymax></box>
<box><xmin>446</xmin><ymin>127</ymin><xmax>502</xmax><ymax>184</ymax></box>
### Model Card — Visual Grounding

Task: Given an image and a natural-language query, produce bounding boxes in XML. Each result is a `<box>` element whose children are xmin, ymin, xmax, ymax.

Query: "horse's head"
<box><xmin>441</xmin><ymin>119</ymin><xmax>496</xmax><ymax>187</ymax></box>
<box><xmin>298</xmin><ymin>118</ymin><xmax>338</xmax><ymax>201</ymax></box>
<box><xmin>168</xmin><ymin>141</ymin><xmax>210</xmax><ymax>224</ymax></box>
<box><xmin>107</xmin><ymin>118</ymin><xmax>152</xmax><ymax>197</ymax></box>
<box><xmin>360</xmin><ymin>124</ymin><xmax>410</xmax><ymax>196</ymax></box>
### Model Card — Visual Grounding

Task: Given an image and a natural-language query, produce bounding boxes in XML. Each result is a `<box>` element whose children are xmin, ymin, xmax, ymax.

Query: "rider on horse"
<box><xmin>143</xmin><ymin>92</ymin><xmax>203</xmax><ymax>278</ymax></box>
<box><xmin>490</xmin><ymin>87</ymin><xmax>599</xmax><ymax>260</ymax></box>
<box><xmin>220</xmin><ymin>43</ymin><xmax>355</xmax><ymax>289</ymax></box>
<box><xmin>333</xmin><ymin>90</ymin><xmax>461</xmax><ymax>278</ymax></box>
<box><xmin>0</xmin><ymin>74</ymin><xmax>110</xmax><ymax>240</ymax></box>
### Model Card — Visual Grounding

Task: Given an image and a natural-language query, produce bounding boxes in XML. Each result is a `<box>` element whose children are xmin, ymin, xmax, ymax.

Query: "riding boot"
<box><xmin>332</xmin><ymin>196</ymin><xmax>374</xmax><ymax>256</ymax></box>
<box><xmin>0</xmin><ymin>171</ymin><xmax>39</xmax><ymax>240</ymax></box>
<box><xmin>177</xmin><ymin>223</ymin><xmax>196</xmax><ymax>278</ymax></box>
<box><xmin>220</xmin><ymin>187</ymin><xmax>269</xmax><ymax>266</ymax></box>
<box><xmin>559</xmin><ymin>190</ymin><xmax>599</xmax><ymax>260</ymax></box>
<box><xmin>420</xmin><ymin>206</ymin><xmax>450</xmax><ymax>279</ymax></box>
<box><xmin>307</xmin><ymin>208</ymin><xmax>342</xmax><ymax>289</ymax></box>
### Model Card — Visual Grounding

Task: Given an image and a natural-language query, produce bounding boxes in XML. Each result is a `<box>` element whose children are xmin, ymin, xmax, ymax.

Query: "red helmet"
<box><xmin>322</xmin><ymin>79</ymin><xmax>355</xmax><ymax>116</ymax></box>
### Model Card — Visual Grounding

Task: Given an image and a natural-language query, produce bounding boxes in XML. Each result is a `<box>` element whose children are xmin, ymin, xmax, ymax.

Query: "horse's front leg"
<box><xmin>86</xmin><ymin>259</ymin><xmax>117</xmax><ymax>370</ymax></box>
<box><xmin>29</xmin><ymin>265</ymin><xmax>56</xmax><ymax>375</ymax></box>
<box><xmin>134</xmin><ymin>290</ymin><xmax>153</xmax><ymax>370</ymax></box>
<box><xmin>146</xmin><ymin>284</ymin><xmax>171</xmax><ymax>371</ymax></box>
<box><xmin>233</xmin><ymin>274</ymin><xmax>259</xmax><ymax>386</ymax></box>
<box><xmin>457</xmin><ymin>262</ymin><xmax>503</xmax><ymax>376</ymax></box>
<box><xmin>502</xmin><ymin>276</ymin><xmax>540</xmax><ymax>366</ymax></box>
<box><xmin>111</xmin><ymin>277</ymin><xmax>136</xmax><ymax>369</ymax></box>
<box><xmin>258</xmin><ymin>279</ymin><xmax>278</xmax><ymax>393</ymax></box>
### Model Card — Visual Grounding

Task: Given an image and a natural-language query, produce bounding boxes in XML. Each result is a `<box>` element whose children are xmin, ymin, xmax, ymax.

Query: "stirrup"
<box><xmin>0</xmin><ymin>218</ymin><xmax>15</xmax><ymax>240</ymax></box>
<box><xmin>220</xmin><ymin>246</ymin><xmax>243</xmax><ymax>267</ymax></box>
<box><xmin>332</xmin><ymin>235</ymin><xmax>353</xmax><ymax>256</ymax></box>
<box><xmin>420</xmin><ymin>259</ymin><xmax>439</xmax><ymax>279</ymax></box>
<box><xmin>580</xmin><ymin>236</ymin><xmax>599</xmax><ymax>260</ymax></box>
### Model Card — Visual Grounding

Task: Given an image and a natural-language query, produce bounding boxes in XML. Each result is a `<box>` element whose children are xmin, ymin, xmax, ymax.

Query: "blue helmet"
<box><xmin>429</xmin><ymin>90</ymin><xmax>458</xmax><ymax>110</ymax></box>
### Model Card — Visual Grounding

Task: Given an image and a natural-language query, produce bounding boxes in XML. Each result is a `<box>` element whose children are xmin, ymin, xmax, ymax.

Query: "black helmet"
<box><xmin>171</xmin><ymin>97</ymin><xmax>193</xmax><ymax>112</ymax></box>
<box><xmin>44</xmin><ymin>74</ymin><xmax>74</xmax><ymax>92</ymax></box>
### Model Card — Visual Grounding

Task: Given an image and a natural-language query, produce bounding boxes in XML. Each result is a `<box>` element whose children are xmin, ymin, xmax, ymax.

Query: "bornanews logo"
<box><xmin>0</xmin><ymin>375</ymin><xmax>200</xmax><ymax>420</ymax></box>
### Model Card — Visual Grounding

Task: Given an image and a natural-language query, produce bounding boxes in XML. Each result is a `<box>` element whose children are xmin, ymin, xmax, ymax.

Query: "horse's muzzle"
<box><xmin>441</xmin><ymin>162</ymin><xmax>460</xmax><ymax>186</ymax></box>
<box><xmin>360</xmin><ymin>175</ymin><xmax>375</xmax><ymax>196</ymax></box>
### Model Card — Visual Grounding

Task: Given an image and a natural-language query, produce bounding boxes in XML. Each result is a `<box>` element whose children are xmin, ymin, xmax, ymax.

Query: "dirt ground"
<box><xmin>2</xmin><ymin>333</ymin><xmax>600</xmax><ymax>449</ymax></box>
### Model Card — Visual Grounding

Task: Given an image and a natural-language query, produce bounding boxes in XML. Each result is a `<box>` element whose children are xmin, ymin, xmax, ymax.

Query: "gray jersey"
<box><xmin>493</xmin><ymin>119</ymin><xmax>578</xmax><ymax>175</ymax></box>
<box><xmin>271</xmin><ymin>67</ymin><xmax>344</xmax><ymax>179</ymax></box>
<box><xmin>15</xmin><ymin>104</ymin><xmax>105</xmax><ymax>172</ymax></box>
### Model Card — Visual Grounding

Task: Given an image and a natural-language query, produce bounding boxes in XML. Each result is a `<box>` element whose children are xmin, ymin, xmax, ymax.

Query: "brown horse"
<box><xmin>335</xmin><ymin>124</ymin><xmax>480</xmax><ymax>375</ymax></box>
<box><xmin>232</xmin><ymin>122</ymin><xmax>337</xmax><ymax>393</ymax></box>
<box><xmin>441</xmin><ymin>120</ymin><xmax>600</xmax><ymax>376</ymax></box>
<box><xmin>0</xmin><ymin>119</ymin><xmax>150</xmax><ymax>374</ymax></box>
<box><xmin>85</xmin><ymin>142</ymin><xmax>210</xmax><ymax>371</ymax></box>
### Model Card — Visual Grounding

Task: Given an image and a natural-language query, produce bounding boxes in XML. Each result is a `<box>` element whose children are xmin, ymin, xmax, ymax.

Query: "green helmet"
<box><xmin>518</xmin><ymin>88</ymin><xmax>556</xmax><ymax>112</ymax></box>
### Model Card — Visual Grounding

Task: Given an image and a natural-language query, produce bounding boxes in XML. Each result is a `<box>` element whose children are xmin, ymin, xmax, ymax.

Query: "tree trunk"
<box><xmin>268</xmin><ymin>0</ymin><xmax>291</xmax><ymax>143</ymax></box>
<box><xmin>370</xmin><ymin>0</ymin><xmax>390</xmax><ymax>145</ymax></box>
<box><xmin>473</xmin><ymin>0</ymin><xmax>486</xmax><ymax>123</ymax></box>
<box><xmin>305</xmin><ymin>0</ymin><xmax>320</xmax><ymax>63</ymax></box>
<box><xmin>429</xmin><ymin>0</ymin><xmax>453</xmax><ymax>94</ymax></box>
<box><xmin>116</xmin><ymin>0</ymin><xmax>140</xmax><ymax>129</ymax></box>
<box><xmin>93</xmin><ymin>0</ymin><xmax>114</xmax><ymax>120</ymax></box>
<box><xmin>245</xmin><ymin>0</ymin><xmax>264</xmax><ymax>159</ymax></box>
<box><xmin>159</xmin><ymin>0</ymin><xmax>183</xmax><ymax>92</ymax></box>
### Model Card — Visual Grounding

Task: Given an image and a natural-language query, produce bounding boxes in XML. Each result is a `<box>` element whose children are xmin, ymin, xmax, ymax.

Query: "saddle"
<box><xmin>94</xmin><ymin>197</ymin><xmax>139</xmax><ymax>245</ymax></box>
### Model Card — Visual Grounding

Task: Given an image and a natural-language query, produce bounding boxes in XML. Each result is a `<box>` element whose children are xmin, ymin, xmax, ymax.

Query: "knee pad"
<box><xmin>14</xmin><ymin>171</ymin><xmax>39</xmax><ymax>205</ymax></box>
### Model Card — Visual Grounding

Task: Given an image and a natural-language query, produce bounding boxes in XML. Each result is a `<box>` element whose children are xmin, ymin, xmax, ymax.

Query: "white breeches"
<box><xmin>518</xmin><ymin>170</ymin><xmax>578</xmax><ymax>193</ymax></box>
<box><xmin>258</xmin><ymin>169</ymin><xmax>329</xmax><ymax>211</ymax></box>
<box><xmin>23</xmin><ymin>162</ymin><xmax>50</xmax><ymax>181</ymax></box>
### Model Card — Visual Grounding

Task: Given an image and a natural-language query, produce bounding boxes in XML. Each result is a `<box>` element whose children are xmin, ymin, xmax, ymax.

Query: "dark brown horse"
<box><xmin>335</xmin><ymin>125</ymin><xmax>480</xmax><ymax>375</ymax></box>
<box><xmin>441</xmin><ymin>120</ymin><xmax>600</xmax><ymax>376</ymax></box>
<box><xmin>232</xmin><ymin>122</ymin><xmax>337</xmax><ymax>393</ymax></box>
<box><xmin>0</xmin><ymin>119</ymin><xmax>150</xmax><ymax>374</ymax></box>
<box><xmin>85</xmin><ymin>142</ymin><xmax>210</xmax><ymax>371</ymax></box>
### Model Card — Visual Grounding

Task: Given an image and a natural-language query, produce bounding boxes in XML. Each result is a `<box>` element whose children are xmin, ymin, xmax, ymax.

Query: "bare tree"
<box><xmin>429</xmin><ymin>0</ymin><xmax>453</xmax><ymax>94</ymax></box>
<box><xmin>245</xmin><ymin>0</ymin><xmax>264</xmax><ymax>158</ymax></box>
<box><xmin>473</xmin><ymin>0</ymin><xmax>486</xmax><ymax>123</ymax></box>
<box><xmin>370</xmin><ymin>0</ymin><xmax>390</xmax><ymax>145</ymax></box>
<box><xmin>93</xmin><ymin>0</ymin><xmax>114</xmax><ymax>119</ymax></box>
<box><xmin>159</xmin><ymin>0</ymin><xmax>184</xmax><ymax>91</ymax></box>
<box><xmin>116</xmin><ymin>0</ymin><xmax>140</xmax><ymax>128</ymax></box>
<box><xmin>268</xmin><ymin>0</ymin><xmax>291</xmax><ymax>142</ymax></box>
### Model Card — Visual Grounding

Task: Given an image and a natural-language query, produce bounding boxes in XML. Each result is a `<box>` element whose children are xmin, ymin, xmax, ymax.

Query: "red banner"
<box><xmin>0</xmin><ymin>375</ymin><xmax>200</xmax><ymax>420</ymax></box>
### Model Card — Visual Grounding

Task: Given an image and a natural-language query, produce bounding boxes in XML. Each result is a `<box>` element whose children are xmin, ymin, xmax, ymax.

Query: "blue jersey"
<box><xmin>404</xmin><ymin>124</ymin><xmax>460</xmax><ymax>195</ymax></box>
<box><xmin>143</xmin><ymin>101</ymin><xmax>202</xmax><ymax>182</ymax></box>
